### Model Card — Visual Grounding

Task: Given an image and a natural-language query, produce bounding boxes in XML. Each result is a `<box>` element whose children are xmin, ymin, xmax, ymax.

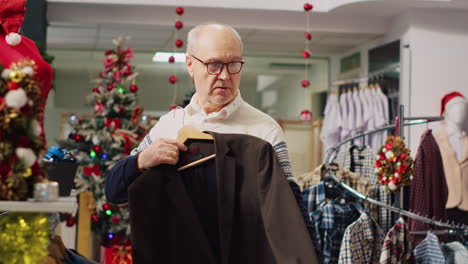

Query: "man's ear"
<box><xmin>186</xmin><ymin>56</ymin><xmax>194</xmax><ymax>77</ymax></box>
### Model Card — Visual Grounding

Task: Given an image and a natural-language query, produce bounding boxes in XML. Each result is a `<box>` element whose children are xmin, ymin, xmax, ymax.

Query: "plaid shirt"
<box><xmin>303</xmin><ymin>182</ymin><xmax>362</xmax><ymax>264</ymax></box>
<box><xmin>379</xmin><ymin>217</ymin><xmax>414</xmax><ymax>264</ymax></box>
<box><xmin>441</xmin><ymin>241</ymin><xmax>468</xmax><ymax>264</ymax></box>
<box><xmin>335</xmin><ymin>145</ymin><xmax>393</xmax><ymax>232</ymax></box>
<box><xmin>413</xmin><ymin>232</ymin><xmax>445</xmax><ymax>264</ymax></box>
<box><xmin>338</xmin><ymin>212</ymin><xmax>384</xmax><ymax>264</ymax></box>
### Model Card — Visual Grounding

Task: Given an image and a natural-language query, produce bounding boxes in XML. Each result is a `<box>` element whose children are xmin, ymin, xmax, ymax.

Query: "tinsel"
<box><xmin>0</xmin><ymin>213</ymin><xmax>50</xmax><ymax>264</ymax></box>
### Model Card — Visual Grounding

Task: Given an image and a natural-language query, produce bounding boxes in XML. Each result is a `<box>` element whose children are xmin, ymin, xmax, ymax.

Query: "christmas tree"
<box><xmin>60</xmin><ymin>36</ymin><xmax>145</xmax><ymax>246</ymax></box>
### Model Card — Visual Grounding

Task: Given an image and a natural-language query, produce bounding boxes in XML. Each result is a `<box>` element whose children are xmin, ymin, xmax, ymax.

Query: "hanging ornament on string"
<box><xmin>299</xmin><ymin>2</ymin><xmax>314</xmax><ymax>121</ymax></box>
<box><xmin>168</xmin><ymin>6</ymin><xmax>185</xmax><ymax>110</ymax></box>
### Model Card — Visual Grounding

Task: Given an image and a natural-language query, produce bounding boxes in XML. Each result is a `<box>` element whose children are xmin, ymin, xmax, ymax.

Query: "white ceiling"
<box><xmin>46</xmin><ymin>0</ymin><xmax>468</xmax><ymax>57</ymax></box>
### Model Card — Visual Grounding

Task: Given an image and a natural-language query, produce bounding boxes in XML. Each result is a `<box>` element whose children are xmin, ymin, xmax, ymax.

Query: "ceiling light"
<box><xmin>152</xmin><ymin>52</ymin><xmax>186</xmax><ymax>63</ymax></box>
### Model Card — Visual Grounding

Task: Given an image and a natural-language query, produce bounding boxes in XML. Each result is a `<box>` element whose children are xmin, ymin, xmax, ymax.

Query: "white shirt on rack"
<box><xmin>320</xmin><ymin>93</ymin><xmax>342</xmax><ymax>157</ymax></box>
<box><xmin>346</xmin><ymin>91</ymin><xmax>356</xmax><ymax>148</ymax></box>
<box><xmin>340</xmin><ymin>92</ymin><xmax>350</xmax><ymax>144</ymax></box>
<box><xmin>353</xmin><ymin>88</ymin><xmax>364</xmax><ymax>146</ymax></box>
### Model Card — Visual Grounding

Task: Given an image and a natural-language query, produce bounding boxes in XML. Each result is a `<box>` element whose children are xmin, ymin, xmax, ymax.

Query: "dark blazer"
<box><xmin>128</xmin><ymin>132</ymin><xmax>318</xmax><ymax>264</ymax></box>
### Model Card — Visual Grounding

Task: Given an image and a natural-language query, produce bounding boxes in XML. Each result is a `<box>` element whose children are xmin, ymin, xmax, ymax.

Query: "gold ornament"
<box><xmin>22</xmin><ymin>168</ymin><xmax>32</xmax><ymax>178</ymax></box>
<box><xmin>9</xmin><ymin>70</ymin><xmax>25</xmax><ymax>83</ymax></box>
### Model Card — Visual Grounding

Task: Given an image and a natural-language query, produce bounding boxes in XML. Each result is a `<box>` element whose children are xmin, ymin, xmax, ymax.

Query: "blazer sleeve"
<box><xmin>105</xmin><ymin>154</ymin><xmax>142</xmax><ymax>204</ymax></box>
<box><xmin>257</xmin><ymin>143</ymin><xmax>319</xmax><ymax>264</ymax></box>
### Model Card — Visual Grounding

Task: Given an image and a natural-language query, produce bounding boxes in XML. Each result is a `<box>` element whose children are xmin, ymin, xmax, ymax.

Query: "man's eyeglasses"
<box><xmin>190</xmin><ymin>55</ymin><xmax>244</xmax><ymax>75</ymax></box>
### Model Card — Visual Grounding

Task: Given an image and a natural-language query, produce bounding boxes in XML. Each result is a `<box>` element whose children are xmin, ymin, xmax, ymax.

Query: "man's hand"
<box><xmin>136</xmin><ymin>138</ymin><xmax>188</xmax><ymax>170</ymax></box>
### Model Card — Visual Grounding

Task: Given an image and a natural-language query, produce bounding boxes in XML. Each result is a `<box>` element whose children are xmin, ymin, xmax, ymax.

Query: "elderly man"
<box><xmin>105</xmin><ymin>23</ymin><xmax>313</xmax><ymax>242</ymax></box>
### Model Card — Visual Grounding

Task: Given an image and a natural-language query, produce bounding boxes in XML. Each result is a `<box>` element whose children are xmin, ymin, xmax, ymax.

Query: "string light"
<box><xmin>105</xmin><ymin>210</ymin><xmax>112</xmax><ymax>216</ymax></box>
<box><xmin>90</xmin><ymin>150</ymin><xmax>96</xmax><ymax>158</ymax></box>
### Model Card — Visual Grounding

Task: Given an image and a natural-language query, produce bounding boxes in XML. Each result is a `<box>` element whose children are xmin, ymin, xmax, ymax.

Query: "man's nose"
<box><xmin>217</xmin><ymin>65</ymin><xmax>230</xmax><ymax>80</ymax></box>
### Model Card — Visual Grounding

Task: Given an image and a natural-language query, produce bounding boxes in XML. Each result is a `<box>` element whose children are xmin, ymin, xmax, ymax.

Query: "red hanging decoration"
<box><xmin>303</xmin><ymin>3</ymin><xmax>313</xmax><ymax>11</ymax></box>
<box><xmin>93</xmin><ymin>88</ymin><xmax>100</xmax><ymax>93</ymax></box>
<box><xmin>107</xmin><ymin>84</ymin><xmax>114</xmax><ymax>91</ymax></box>
<box><xmin>300</xmin><ymin>110</ymin><xmax>313</xmax><ymax>121</ymax></box>
<box><xmin>305</xmin><ymin>32</ymin><xmax>312</xmax><ymax>40</ymax></box>
<box><xmin>301</xmin><ymin>80</ymin><xmax>310</xmax><ymax>88</ymax></box>
<box><xmin>175</xmin><ymin>7</ymin><xmax>184</xmax><ymax>15</ymax></box>
<box><xmin>168</xmin><ymin>56</ymin><xmax>175</xmax><ymax>63</ymax></box>
<box><xmin>169</xmin><ymin>75</ymin><xmax>178</xmax><ymax>84</ymax></box>
<box><xmin>175</xmin><ymin>39</ymin><xmax>184</xmax><ymax>48</ymax></box>
<box><xmin>129</xmin><ymin>84</ymin><xmax>138</xmax><ymax>93</ymax></box>
<box><xmin>66</xmin><ymin>218</ymin><xmax>75</xmax><ymax>227</ymax></box>
<box><xmin>175</xmin><ymin>21</ymin><xmax>183</xmax><ymax>30</ymax></box>
<box><xmin>301</xmin><ymin>50</ymin><xmax>311</xmax><ymax>59</ymax></box>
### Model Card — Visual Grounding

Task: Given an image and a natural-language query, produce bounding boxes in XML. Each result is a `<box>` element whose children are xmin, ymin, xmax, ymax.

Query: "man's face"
<box><xmin>186</xmin><ymin>27</ymin><xmax>243</xmax><ymax>110</ymax></box>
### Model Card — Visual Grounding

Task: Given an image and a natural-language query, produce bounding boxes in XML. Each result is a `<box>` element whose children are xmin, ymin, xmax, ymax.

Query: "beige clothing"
<box><xmin>433</xmin><ymin>128</ymin><xmax>468</xmax><ymax>210</ymax></box>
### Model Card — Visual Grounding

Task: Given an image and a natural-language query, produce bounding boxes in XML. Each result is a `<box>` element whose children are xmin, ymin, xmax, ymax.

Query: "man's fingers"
<box><xmin>160</xmin><ymin>138</ymin><xmax>187</xmax><ymax>151</ymax></box>
<box><xmin>160</xmin><ymin>156</ymin><xmax>178</xmax><ymax>165</ymax></box>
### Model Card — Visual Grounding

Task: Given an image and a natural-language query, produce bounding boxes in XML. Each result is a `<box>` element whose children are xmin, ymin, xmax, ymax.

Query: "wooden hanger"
<box><xmin>177</xmin><ymin>125</ymin><xmax>215</xmax><ymax>171</ymax></box>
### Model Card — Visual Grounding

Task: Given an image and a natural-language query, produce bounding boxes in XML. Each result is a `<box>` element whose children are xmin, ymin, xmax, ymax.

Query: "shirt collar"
<box><xmin>186</xmin><ymin>92</ymin><xmax>243</xmax><ymax>120</ymax></box>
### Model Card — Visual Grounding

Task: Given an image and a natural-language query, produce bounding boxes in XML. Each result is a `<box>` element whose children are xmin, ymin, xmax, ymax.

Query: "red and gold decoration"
<box><xmin>0</xmin><ymin>61</ymin><xmax>46</xmax><ymax>201</ymax></box>
<box><xmin>374</xmin><ymin>136</ymin><xmax>415</xmax><ymax>193</ymax></box>
<box><xmin>299</xmin><ymin>2</ymin><xmax>314</xmax><ymax>121</ymax></box>
<box><xmin>0</xmin><ymin>213</ymin><xmax>50</xmax><ymax>263</ymax></box>
<box><xmin>59</xmin><ymin>36</ymin><xmax>146</xmax><ymax>251</ymax></box>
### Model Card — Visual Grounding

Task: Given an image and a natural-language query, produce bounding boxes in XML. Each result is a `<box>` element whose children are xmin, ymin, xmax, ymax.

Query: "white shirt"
<box><xmin>320</xmin><ymin>93</ymin><xmax>342</xmax><ymax>157</ymax></box>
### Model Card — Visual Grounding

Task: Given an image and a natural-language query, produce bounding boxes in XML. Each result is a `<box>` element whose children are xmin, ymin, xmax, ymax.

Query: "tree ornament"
<box><xmin>300</xmin><ymin>110</ymin><xmax>312</xmax><ymax>121</ymax></box>
<box><xmin>66</xmin><ymin>218</ymin><xmax>75</xmax><ymax>227</ymax></box>
<box><xmin>92</xmin><ymin>214</ymin><xmax>99</xmax><ymax>223</ymax></box>
<box><xmin>168</xmin><ymin>56</ymin><xmax>175</xmax><ymax>63</ymax></box>
<box><xmin>176</xmin><ymin>7</ymin><xmax>184</xmax><ymax>15</ymax></box>
<box><xmin>301</xmin><ymin>80</ymin><xmax>310</xmax><ymax>88</ymax></box>
<box><xmin>105</xmin><ymin>50</ymin><xmax>114</xmax><ymax>56</ymax></box>
<box><xmin>119</xmin><ymin>105</ymin><xmax>124</xmax><ymax>115</ymax></box>
<box><xmin>94</xmin><ymin>103</ymin><xmax>104</xmax><ymax>114</ymax></box>
<box><xmin>130</xmin><ymin>84</ymin><xmax>138</xmax><ymax>93</ymax></box>
<box><xmin>303</xmin><ymin>3</ymin><xmax>313</xmax><ymax>11</ymax></box>
<box><xmin>305</xmin><ymin>32</ymin><xmax>312</xmax><ymax>40</ymax></box>
<box><xmin>175</xmin><ymin>21</ymin><xmax>184</xmax><ymax>30</ymax></box>
<box><xmin>111</xmin><ymin>216</ymin><xmax>121</xmax><ymax>224</ymax></box>
<box><xmin>93</xmin><ymin>88</ymin><xmax>100</xmax><ymax>93</ymax></box>
<box><xmin>5</xmin><ymin>32</ymin><xmax>22</xmax><ymax>46</ymax></box>
<box><xmin>107</xmin><ymin>84</ymin><xmax>114</xmax><ymax>91</ymax></box>
<box><xmin>175</xmin><ymin>39</ymin><xmax>184</xmax><ymax>48</ymax></box>
<box><xmin>103</xmin><ymin>203</ymin><xmax>111</xmax><ymax>211</ymax></box>
<box><xmin>75</xmin><ymin>135</ymin><xmax>82</xmax><ymax>142</ymax></box>
<box><xmin>99</xmin><ymin>72</ymin><xmax>105</xmax><ymax>78</ymax></box>
<box><xmin>16</xmin><ymin>148</ymin><xmax>37</xmax><ymax>167</ymax></box>
<box><xmin>169</xmin><ymin>75</ymin><xmax>178</xmax><ymax>84</ymax></box>
<box><xmin>5</xmin><ymin>88</ymin><xmax>27</xmax><ymax>109</ymax></box>
<box><xmin>302</xmin><ymin>50</ymin><xmax>311</xmax><ymax>59</ymax></box>
<box><xmin>93</xmin><ymin>145</ymin><xmax>102</xmax><ymax>153</ymax></box>
<box><xmin>9</xmin><ymin>70</ymin><xmax>24</xmax><ymax>83</ymax></box>
<box><xmin>7</xmin><ymin>81</ymin><xmax>19</xmax><ymax>90</ymax></box>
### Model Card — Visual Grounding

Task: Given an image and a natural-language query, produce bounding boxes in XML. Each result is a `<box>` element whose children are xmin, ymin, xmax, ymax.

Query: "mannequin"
<box><xmin>433</xmin><ymin>92</ymin><xmax>468</xmax><ymax>225</ymax></box>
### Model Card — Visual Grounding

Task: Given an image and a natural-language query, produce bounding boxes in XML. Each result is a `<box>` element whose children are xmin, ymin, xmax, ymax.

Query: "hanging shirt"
<box><xmin>363</xmin><ymin>88</ymin><xmax>375</xmax><ymax>147</ymax></box>
<box><xmin>413</xmin><ymin>232</ymin><xmax>445</xmax><ymax>264</ymax></box>
<box><xmin>346</xmin><ymin>91</ymin><xmax>356</xmax><ymax>142</ymax></box>
<box><xmin>338</xmin><ymin>212</ymin><xmax>384</xmax><ymax>264</ymax></box>
<box><xmin>303</xmin><ymin>182</ymin><xmax>362</xmax><ymax>264</ymax></box>
<box><xmin>320</xmin><ymin>93</ymin><xmax>342</xmax><ymax>158</ymax></box>
<box><xmin>353</xmin><ymin>89</ymin><xmax>364</xmax><ymax>146</ymax></box>
<box><xmin>339</xmin><ymin>92</ymin><xmax>350</xmax><ymax>146</ymax></box>
<box><xmin>441</xmin><ymin>241</ymin><xmax>468</xmax><ymax>264</ymax></box>
<box><xmin>370</xmin><ymin>88</ymin><xmax>386</xmax><ymax>150</ymax></box>
<box><xmin>379</xmin><ymin>217</ymin><xmax>414</xmax><ymax>264</ymax></box>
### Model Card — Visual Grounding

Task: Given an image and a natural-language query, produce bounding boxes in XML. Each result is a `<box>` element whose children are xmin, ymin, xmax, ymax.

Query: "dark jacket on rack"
<box><xmin>408</xmin><ymin>129</ymin><xmax>448</xmax><ymax>245</ymax></box>
<box><xmin>128</xmin><ymin>132</ymin><xmax>318</xmax><ymax>264</ymax></box>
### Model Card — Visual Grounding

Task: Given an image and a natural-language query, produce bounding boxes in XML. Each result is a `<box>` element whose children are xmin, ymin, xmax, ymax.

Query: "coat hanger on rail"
<box><xmin>176</xmin><ymin>125</ymin><xmax>216</xmax><ymax>172</ymax></box>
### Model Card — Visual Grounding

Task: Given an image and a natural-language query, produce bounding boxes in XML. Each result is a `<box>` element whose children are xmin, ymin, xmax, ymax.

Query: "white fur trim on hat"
<box><xmin>5</xmin><ymin>32</ymin><xmax>22</xmax><ymax>46</ymax></box>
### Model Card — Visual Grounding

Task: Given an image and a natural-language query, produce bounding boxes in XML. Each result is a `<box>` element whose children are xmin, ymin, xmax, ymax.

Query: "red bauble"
<box><xmin>124</xmin><ymin>69</ymin><xmax>132</xmax><ymax>76</ymax></box>
<box><xmin>175</xmin><ymin>7</ymin><xmax>184</xmax><ymax>15</ymax></box>
<box><xmin>66</xmin><ymin>218</ymin><xmax>75</xmax><ymax>227</ymax></box>
<box><xmin>105</xmin><ymin>49</ymin><xmax>114</xmax><ymax>56</ymax></box>
<box><xmin>400</xmin><ymin>153</ymin><xmax>407</xmax><ymax>160</ymax></box>
<box><xmin>305</xmin><ymin>32</ymin><xmax>312</xmax><ymax>40</ymax></box>
<box><xmin>300</xmin><ymin>110</ymin><xmax>313</xmax><ymax>122</ymax></box>
<box><xmin>111</xmin><ymin>216</ymin><xmax>121</xmax><ymax>224</ymax></box>
<box><xmin>168</xmin><ymin>56</ymin><xmax>175</xmax><ymax>63</ymax></box>
<box><xmin>103</xmin><ymin>203</ymin><xmax>111</xmax><ymax>211</ymax></box>
<box><xmin>301</xmin><ymin>80</ymin><xmax>310</xmax><ymax>88</ymax></box>
<box><xmin>175</xmin><ymin>21</ymin><xmax>183</xmax><ymax>30</ymax></box>
<box><xmin>175</xmin><ymin>39</ymin><xmax>184</xmax><ymax>48</ymax></box>
<box><xmin>93</xmin><ymin>88</ymin><xmax>100</xmax><ymax>93</ymax></box>
<box><xmin>107</xmin><ymin>84</ymin><xmax>114</xmax><ymax>91</ymax></box>
<box><xmin>169</xmin><ymin>75</ymin><xmax>178</xmax><ymax>84</ymax></box>
<box><xmin>303</xmin><ymin>3</ymin><xmax>313</xmax><ymax>11</ymax></box>
<box><xmin>93</xmin><ymin>145</ymin><xmax>102</xmax><ymax>153</ymax></box>
<box><xmin>130</xmin><ymin>84</ymin><xmax>138</xmax><ymax>93</ymax></box>
<box><xmin>75</xmin><ymin>135</ymin><xmax>82</xmax><ymax>142</ymax></box>
<box><xmin>302</xmin><ymin>50</ymin><xmax>311</xmax><ymax>59</ymax></box>
<box><xmin>92</xmin><ymin>214</ymin><xmax>99</xmax><ymax>223</ymax></box>
<box><xmin>119</xmin><ymin>106</ymin><xmax>124</xmax><ymax>114</ymax></box>
<box><xmin>99</xmin><ymin>72</ymin><xmax>105</xmax><ymax>78</ymax></box>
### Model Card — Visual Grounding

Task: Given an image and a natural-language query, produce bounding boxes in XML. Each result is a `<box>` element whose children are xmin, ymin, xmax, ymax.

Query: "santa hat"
<box><xmin>0</xmin><ymin>0</ymin><xmax>26</xmax><ymax>46</ymax></box>
<box><xmin>441</xmin><ymin>91</ymin><xmax>466</xmax><ymax>116</ymax></box>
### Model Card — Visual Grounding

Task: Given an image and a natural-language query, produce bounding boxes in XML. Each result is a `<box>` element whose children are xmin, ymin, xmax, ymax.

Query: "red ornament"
<box><xmin>7</xmin><ymin>81</ymin><xmax>19</xmax><ymax>90</ymax></box>
<box><xmin>169</xmin><ymin>105</ymin><xmax>178</xmax><ymax>111</ymax></box>
<box><xmin>303</xmin><ymin>3</ymin><xmax>313</xmax><ymax>11</ymax></box>
<box><xmin>301</xmin><ymin>80</ymin><xmax>310</xmax><ymax>88</ymax></box>
<box><xmin>105</xmin><ymin>49</ymin><xmax>114</xmax><ymax>56</ymax></box>
<box><xmin>75</xmin><ymin>135</ymin><xmax>82</xmax><ymax>142</ymax></box>
<box><xmin>103</xmin><ymin>203</ymin><xmax>111</xmax><ymax>211</ymax></box>
<box><xmin>385</xmin><ymin>143</ymin><xmax>394</xmax><ymax>151</ymax></box>
<box><xmin>92</xmin><ymin>214</ymin><xmax>99</xmax><ymax>223</ymax></box>
<box><xmin>66</xmin><ymin>218</ymin><xmax>75</xmax><ymax>227</ymax></box>
<box><xmin>168</xmin><ymin>56</ymin><xmax>175</xmax><ymax>63</ymax></box>
<box><xmin>93</xmin><ymin>88</ymin><xmax>100</xmax><ymax>93</ymax></box>
<box><xmin>380</xmin><ymin>153</ymin><xmax>386</xmax><ymax>160</ymax></box>
<box><xmin>400</xmin><ymin>153</ymin><xmax>407</xmax><ymax>160</ymax></box>
<box><xmin>119</xmin><ymin>106</ymin><xmax>124</xmax><ymax>115</ymax></box>
<box><xmin>111</xmin><ymin>216</ymin><xmax>121</xmax><ymax>224</ymax></box>
<box><xmin>300</xmin><ymin>110</ymin><xmax>312</xmax><ymax>121</ymax></box>
<box><xmin>130</xmin><ymin>84</ymin><xmax>138</xmax><ymax>93</ymax></box>
<box><xmin>169</xmin><ymin>75</ymin><xmax>178</xmax><ymax>84</ymax></box>
<box><xmin>175</xmin><ymin>21</ymin><xmax>183</xmax><ymax>30</ymax></box>
<box><xmin>93</xmin><ymin>145</ymin><xmax>102</xmax><ymax>153</ymax></box>
<box><xmin>305</xmin><ymin>32</ymin><xmax>312</xmax><ymax>40</ymax></box>
<box><xmin>176</xmin><ymin>7</ymin><xmax>184</xmax><ymax>15</ymax></box>
<box><xmin>302</xmin><ymin>50</ymin><xmax>311</xmax><ymax>59</ymax></box>
<box><xmin>175</xmin><ymin>39</ymin><xmax>184</xmax><ymax>48</ymax></box>
<box><xmin>375</xmin><ymin>160</ymin><xmax>381</xmax><ymax>168</ymax></box>
<box><xmin>99</xmin><ymin>72</ymin><xmax>105</xmax><ymax>78</ymax></box>
<box><xmin>107</xmin><ymin>84</ymin><xmax>114</xmax><ymax>91</ymax></box>
<box><xmin>124</xmin><ymin>69</ymin><xmax>132</xmax><ymax>76</ymax></box>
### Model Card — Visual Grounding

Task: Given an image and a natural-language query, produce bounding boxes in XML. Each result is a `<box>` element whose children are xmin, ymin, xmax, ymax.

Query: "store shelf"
<box><xmin>0</xmin><ymin>195</ymin><xmax>77</xmax><ymax>213</ymax></box>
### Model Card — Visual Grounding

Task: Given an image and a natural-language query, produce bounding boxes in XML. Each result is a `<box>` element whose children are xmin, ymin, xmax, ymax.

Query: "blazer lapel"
<box><xmin>211</xmin><ymin>133</ymin><xmax>236</xmax><ymax>264</ymax></box>
<box><xmin>164</xmin><ymin>168</ymin><xmax>217</xmax><ymax>263</ymax></box>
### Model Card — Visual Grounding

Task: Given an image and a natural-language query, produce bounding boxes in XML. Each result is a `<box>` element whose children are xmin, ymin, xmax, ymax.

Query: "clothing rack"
<box><xmin>332</xmin><ymin>65</ymin><xmax>400</xmax><ymax>87</ymax></box>
<box><xmin>324</xmin><ymin>111</ymin><xmax>468</xmax><ymax>232</ymax></box>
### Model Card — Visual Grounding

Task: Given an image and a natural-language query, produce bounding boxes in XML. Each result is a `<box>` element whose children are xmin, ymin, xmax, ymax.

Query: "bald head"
<box><xmin>186</xmin><ymin>23</ymin><xmax>243</xmax><ymax>55</ymax></box>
